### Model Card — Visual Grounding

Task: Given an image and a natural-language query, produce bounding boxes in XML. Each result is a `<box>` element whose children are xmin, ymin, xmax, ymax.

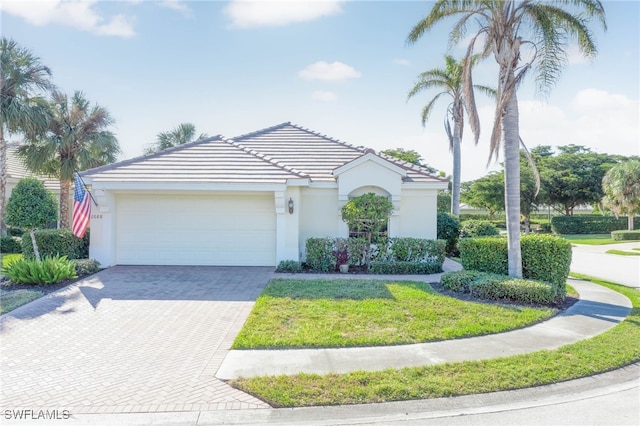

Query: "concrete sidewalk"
<box><xmin>216</xmin><ymin>278</ymin><xmax>631</xmax><ymax>379</ymax></box>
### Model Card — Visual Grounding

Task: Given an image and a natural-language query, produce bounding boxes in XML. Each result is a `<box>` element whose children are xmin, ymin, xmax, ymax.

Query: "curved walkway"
<box><xmin>217</xmin><ymin>278</ymin><xmax>631</xmax><ymax>379</ymax></box>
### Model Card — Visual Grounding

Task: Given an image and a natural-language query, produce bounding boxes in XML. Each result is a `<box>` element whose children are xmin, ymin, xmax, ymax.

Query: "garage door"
<box><xmin>115</xmin><ymin>193</ymin><xmax>276</xmax><ymax>266</ymax></box>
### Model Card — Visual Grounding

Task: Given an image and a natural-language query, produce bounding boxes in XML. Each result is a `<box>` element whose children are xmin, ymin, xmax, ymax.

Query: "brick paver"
<box><xmin>0</xmin><ymin>266</ymin><xmax>273</xmax><ymax>414</ymax></box>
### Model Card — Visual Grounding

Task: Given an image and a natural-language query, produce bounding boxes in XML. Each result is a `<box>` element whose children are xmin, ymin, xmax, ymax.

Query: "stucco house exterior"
<box><xmin>80</xmin><ymin>123</ymin><xmax>448</xmax><ymax>267</ymax></box>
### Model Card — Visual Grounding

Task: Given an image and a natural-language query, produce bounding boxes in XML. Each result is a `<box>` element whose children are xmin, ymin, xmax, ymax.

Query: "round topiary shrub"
<box><xmin>459</xmin><ymin>220</ymin><xmax>500</xmax><ymax>238</ymax></box>
<box><xmin>437</xmin><ymin>212</ymin><xmax>460</xmax><ymax>256</ymax></box>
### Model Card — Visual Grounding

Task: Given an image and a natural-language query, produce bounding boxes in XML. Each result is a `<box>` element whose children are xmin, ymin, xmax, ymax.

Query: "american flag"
<box><xmin>72</xmin><ymin>173</ymin><xmax>91</xmax><ymax>238</ymax></box>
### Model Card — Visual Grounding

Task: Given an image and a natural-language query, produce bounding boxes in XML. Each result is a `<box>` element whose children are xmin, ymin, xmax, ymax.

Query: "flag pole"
<box><xmin>75</xmin><ymin>172</ymin><xmax>98</xmax><ymax>207</ymax></box>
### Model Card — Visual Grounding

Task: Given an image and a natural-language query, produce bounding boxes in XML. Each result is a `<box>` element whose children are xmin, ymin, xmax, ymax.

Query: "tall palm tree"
<box><xmin>407</xmin><ymin>55</ymin><xmax>494</xmax><ymax>217</ymax></box>
<box><xmin>18</xmin><ymin>90</ymin><xmax>121</xmax><ymax>229</ymax></box>
<box><xmin>0</xmin><ymin>38</ymin><xmax>53</xmax><ymax>233</ymax></box>
<box><xmin>408</xmin><ymin>0</ymin><xmax>606</xmax><ymax>277</ymax></box>
<box><xmin>144</xmin><ymin>123</ymin><xmax>208</xmax><ymax>154</ymax></box>
<box><xmin>602</xmin><ymin>160</ymin><xmax>640</xmax><ymax>231</ymax></box>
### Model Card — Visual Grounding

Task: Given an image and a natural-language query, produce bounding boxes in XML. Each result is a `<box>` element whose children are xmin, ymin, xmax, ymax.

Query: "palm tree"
<box><xmin>408</xmin><ymin>0</ymin><xmax>606</xmax><ymax>277</ymax></box>
<box><xmin>602</xmin><ymin>160</ymin><xmax>640</xmax><ymax>231</ymax></box>
<box><xmin>407</xmin><ymin>55</ymin><xmax>494</xmax><ymax>217</ymax></box>
<box><xmin>0</xmin><ymin>38</ymin><xmax>53</xmax><ymax>233</ymax></box>
<box><xmin>18</xmin><ymin>90</ymin><xmax>121</xmax><ymax>229</ymax></box>
<box><xmin>144</xmin><ymin>123</ymin><xmax>208</xmax><ymax>154</ymax></box>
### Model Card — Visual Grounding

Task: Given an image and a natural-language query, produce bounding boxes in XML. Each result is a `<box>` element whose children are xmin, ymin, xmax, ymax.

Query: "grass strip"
<box><xmin>0</xmin><ymin>289</ymin><xmax>43</xmax><ymax>315</ymax></box>
<box><xmin>606</xmin><ymin>249</ymin><xmax>640</xmax><ymax>256</ymax></box>
<box><xmin>231</xmin><ymin>279</ymin><xmax>639</xmax><ymax>407</ymax></box>
<box><xmin>560</xmin><ymin>234</ymin><xmax>622</xmax><ymax>245</ymax></box>
<box><xmin>232</xmin><ymin>279</ymin><xmax>555</xmax><ymax>349</ymax></box>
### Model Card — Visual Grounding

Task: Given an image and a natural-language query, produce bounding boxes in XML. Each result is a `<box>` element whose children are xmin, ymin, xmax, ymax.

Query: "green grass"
<box><xmin>232</xmin><ymin>279</ymin><xmax>556</xmax><ymax>349</ymax></box>
<box><xmin>0</xmin><ymin>289</ymin><xmax>43</xmax><ymax>315</ymax></box>
<box><xmin>606</xmin><ymin>249</ymin><xmax>640</xmax><ymax>256</ymax></box>
<box><xmin>231</xmin><ymin>278</ymin><xmax>639</xmax><ymax>407</ymax></box>
<box><xmin>634</xmin><ymin>248</ymin><xmax>640</xmax><ymax>252</ymax></box>
<box><xmin>560</xmin><ymin>234</ymin><xmax>623</xmax><ymax>245</ymax></box>
<box><xmin>1</xmin><ymin>253</ymin><xmax>23</xmax><ymax>269</ymax></box>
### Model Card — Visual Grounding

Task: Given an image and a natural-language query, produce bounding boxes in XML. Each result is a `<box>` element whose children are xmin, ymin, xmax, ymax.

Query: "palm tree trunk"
<box><xmin>629</xmin><ymin>215</ymin><xmax>634</xmax><ymax>231</ymax></box>
<box><xmin>0</xmin><ymin>125</ymin><xmax>6</xmax><ymax>235</ymax></box>
<box><xmin>451</xmin><ymin>111</ymin><xmax>463</xmax><ymax>218</ymax></box>
<box><xmin>503</xmin><ymin>89</ymin><xmax>523</xmax><ymax>278</ymax></box>
<box><xmin>59</xmin><ymin>179</ymin><xmax>71</xmax><ymax>229</ymax></box>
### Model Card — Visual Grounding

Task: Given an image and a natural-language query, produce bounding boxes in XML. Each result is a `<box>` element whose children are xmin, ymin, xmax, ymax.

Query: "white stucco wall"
<box><xmin>299</xmin><ymin>187</ymin><xmax>340</xmax><ymax>259</ymax></box>
<box><xmin>398</xmin><ymin>189</ymin><xmax>439</xmax><ymax>239</ymax></box>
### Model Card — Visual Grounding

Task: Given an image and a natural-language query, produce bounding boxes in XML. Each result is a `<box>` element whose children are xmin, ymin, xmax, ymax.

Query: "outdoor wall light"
<box><xmin>288</xmin><ymin>197</ymin><xmax>294</xmax><ymax>214</ymax></box>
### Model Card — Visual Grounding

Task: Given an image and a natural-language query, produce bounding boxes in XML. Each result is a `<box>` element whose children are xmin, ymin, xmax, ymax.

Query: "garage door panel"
<box><xmin>115</xmin><ymin>193</ymin><xmax>276</xmax><ymax>266</ymax></box>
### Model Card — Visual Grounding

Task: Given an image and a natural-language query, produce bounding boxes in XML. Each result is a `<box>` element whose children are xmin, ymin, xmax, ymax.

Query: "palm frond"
<box><xmin>519</xmin><ymin>137</ymin><xmax>541</xmax><ymax>197</ymax></box>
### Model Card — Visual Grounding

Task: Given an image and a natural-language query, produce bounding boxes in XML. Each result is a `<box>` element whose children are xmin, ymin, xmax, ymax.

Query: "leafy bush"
<box><xmin>611</xmin><ymin>230</ymin><xmax>640</xmax><ymax>241</ymax></box>
<box><xmin>551</xmin><ymin>215</ymin><xmax>639</xmax><ymax>234</ymax></box>
<box><xmin>347</xmin><ymin>238</ymin><xmax>367</xmax><ymax>266</ymax></box>
<box><xmin>1</xmin><ymin>255</ymin><xmax>78</xmax><ymax>285</ymax></box>
<box><xmin>459</xmin><ymin>220</ymin><xmax>500</xmax><ymax>238</ymax></box>
<box><xmin>21</xmin><ymin>229</ymin><xmax>90</xmax><ymax>260</ymax></box>
<box><xmin>1</xmin><ymin>236</ymin><xmax>22</xmax><ymax>253</ymax></box>
<box><xmin>440</xmin><ymin>270</ymin><xmax>483</xmax><ymax>293</ymax></box>
<box><xmin>8</xmin><ymin>227</ymin><xmax>24</xmax><ymax>237</ymax></box>
<box><xmin>72</xmin><ymin>259</ymin><xmax>101</xmax><ymax>276</ymax></box>
<box><xmin>437</xmin><ymin>212</ymin><xmax>460</xmax><ymax>255</ymax></box>
<box><xmin>441</xmin><ymin>270</ymin><xmax>558</xmax><ymax>305</ymax></box>
<box><xmin>305</xmin><ymin>238</ymin><xmax>335</xmax><ymax>272</ymax></box>
<box><xmin>276</xmin><ymin>260</ymin><xmax>303</xmax><ymax>273</ymax></box>
<box><xmin>387</xmin><ymin>238</ymin><xmax>446</xmax><ymax>264</ymax></box>
<box><xmin>369</xmin><ymin>261</ymin><xmax>442</xmax><ymax>275</ymax></box>
<box><xmin>459</xmin><ymin>235</ymin><xmax>571</xmax><ymax>299</ymax></box>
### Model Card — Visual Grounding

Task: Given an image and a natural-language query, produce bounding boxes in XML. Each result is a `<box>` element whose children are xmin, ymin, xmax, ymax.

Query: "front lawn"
<box><xmin>606</xmin><ymin>249</ymin><xmax>640</xmax><ymax>256</ymax></box>
<box><xmin>232</xmin><ymin>279</ymin><xmax>557</xmax><ymax>349</ymax></box>
<box><xmin>560</xmin><ymin>234</ymin><xmax>625</xmax><ymax>245</ymax></box>
<box><xmin>231</xmin><ymin>278</ymin><xmax>639</xmax><ymax>407</ymax></box>
<box><xmin>0</xmin><ymin>288</ymin><xmax>42</xmax><ymax>315</ymax></box>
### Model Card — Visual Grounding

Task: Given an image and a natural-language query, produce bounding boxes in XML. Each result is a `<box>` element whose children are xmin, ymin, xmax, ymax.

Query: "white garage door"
<box><xmin>115</xmin><ymin>193</ymin><xmax>276</xmax><ymax>266</ymax></box>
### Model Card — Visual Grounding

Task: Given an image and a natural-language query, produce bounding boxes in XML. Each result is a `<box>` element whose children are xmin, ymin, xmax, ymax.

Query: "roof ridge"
<box><xmin>81</xmin><ymin>135</ymin><xmax>225</xmax><ymax>176</ymax></box>
<box><xmin>224</xmin><ymin>137</ymin><xmax>309</xmax><ymax>178</ymax></box>
<box><xmin>231</xmin><ymin>122</ymin><xmax>292</xmax><ymax>140</ymax></box>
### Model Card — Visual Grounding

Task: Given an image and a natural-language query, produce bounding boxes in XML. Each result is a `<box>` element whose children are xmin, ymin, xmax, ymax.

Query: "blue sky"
<box><xmin>2</xmin><ymin>0</ymin><xmax>638</xmax><ymax>181</ymax></box>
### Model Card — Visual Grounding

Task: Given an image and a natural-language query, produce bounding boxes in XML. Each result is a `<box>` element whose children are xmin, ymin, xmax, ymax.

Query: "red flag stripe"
<box><xmin>72</xmin><ymin>193</ymin><xmax>91</xmax><ymax>238</ymax></box>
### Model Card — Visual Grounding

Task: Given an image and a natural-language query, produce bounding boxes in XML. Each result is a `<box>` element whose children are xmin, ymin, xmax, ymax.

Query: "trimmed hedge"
<box><xmin>369</xmin><ymin>261</ymin><xmax>442</xmax><ymax>275</ymax></box>
<box><xmin>387</xmin><ymin>238</ymin><xmax>446</xmax><ymax>264</ymax></box>
<box><xmin>437</xmin><ymin>212</ymin><xmax>460</xmax><ymax>255</ymax></box>
<box><xmin>459</xmin><ymin>234</ymin><xmax>572</xmax><ymax>299</ymax></box>
<box><xmin>611</xmin><ymin>230</ymin><xmax>640</xmax><ymax>241</ymax></box>
<box><xmin>276</xmin><ymin>260</ymin><xmax>303</xmax><ymax>273</ymax></box>
<box><xmin>1</xmin><ymin>236</ymin><xmax>22</xmax><ymax>253</ymax></box>
<box><xmin>459</xmin><ymin>220</ymin><xmax>500</xmax><ymax>238</ymax></box>
<box><xmin>440</xmin><ymin>270</ymin><xmax>558</xmax><ymax>306</ymax></box>
<box><xmin>21</xmin><ymin>228</ymin><xmax>90</xmax><ymax>260</ymax></box>
<box><xmin>305</xmin><ymin>238</ymin><xmax>335</xmax><ymax>272</ymax></box>
<box><xmin>551</xmin><ymin>215</ymin><xmax>639</xmax><ymax>234</ymax></box>
<box><xmin>72</xmin><ymin>259</ymin><xmax>102</xmax><ymax>276</ymax></box>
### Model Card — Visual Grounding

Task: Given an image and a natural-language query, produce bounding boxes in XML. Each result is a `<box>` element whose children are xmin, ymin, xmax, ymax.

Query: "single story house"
<box><xmin>81</xmin><ymin>123</ymin><xmax>448</xmax><ymax>267</ymax></box>
<box><xmin>6</xmin><ymin>144</ymin><xmax>61</xmax><ymax>198</ymax></box>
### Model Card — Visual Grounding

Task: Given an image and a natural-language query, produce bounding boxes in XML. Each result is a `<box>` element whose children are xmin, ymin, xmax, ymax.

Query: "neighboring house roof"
<box><xmin>82</xmin><ymin>123</ymin><xmax>447</xmax><ymax>185</ymax></box>
<box><xmin>6</xmin><ymin>144</ymin><xmax>60</xmax><ymax>192</ymax></box>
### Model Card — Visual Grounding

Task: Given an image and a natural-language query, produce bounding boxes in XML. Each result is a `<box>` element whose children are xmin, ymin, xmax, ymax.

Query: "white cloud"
<box><xmin>224</xmin><ymin>0</ymin><xmax>343</xmax><ymax>29</ymax></box>
<box><xmin>566</xmin><ymin>44</ymin><xmax>592</xmax><ymax>65</ymax></box>
<box><xmin>158</xmin><ymin>0</ymin><xmax>192</xmax><ymax>17</ymax></box>
<box><xmin>393</xmin><ymin>58</ymin><xmax>411</xmax><ymax>66</ymax></box>
<box><xmin>299</xmin><ymin>61</ymin><xmax>361</xmax><ymax>81</ymax></box>
<box><xmin>311</xmin><ymin>90</ymin><xmax>337</xmax><ymax>101</ymax></box>
<box><xmin>0</xmin><ymin>0</ymin><xmax>136</xmax><ymax>38</ymax></box>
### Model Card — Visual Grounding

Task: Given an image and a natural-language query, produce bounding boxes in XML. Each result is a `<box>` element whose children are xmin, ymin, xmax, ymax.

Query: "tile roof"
<box><xmin>82</xmin><ymin>123</ymin><xmax>446</xmax><ymax>185</ymax></box>
<box><xmin>6</xmin><ymin>145</ymin><xmax>61</xmax><ymax>192</ymax></box>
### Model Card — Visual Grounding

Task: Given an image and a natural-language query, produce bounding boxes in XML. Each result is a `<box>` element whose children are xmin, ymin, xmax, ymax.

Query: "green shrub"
<box><xmin>459</xmin><ymin>220</ymin><xmax>500</xmax><ymax>238</ymax></box>
<box><xmin>437</xmin><ymin>212</ymin><xmax>460</xmax><ymax>255</ymax></box>
<box><xmin>1</xmin><ymin>255</ymin><xmax>78</xmax><ymax>284</ymax></box>
<box><xmin>459</xmin><ymin>235</ymin><xmax>571</xmax><ymax>299</ymax></box>
<box><xmin>276</xmin><ymin>260</ymin><xmax>303</xmax><ymax>273</ymax></box>
<box><xmin>72</xmin><ymin>259</ymin><xmax>101</xmax><ymax>276</ymax></box>
<box><xmin>305</xmin><ymin>238</ymin><xmax>335</xmax><ymax>272</ymax></box>
<box><xmin>8</xmin><ymin>227</ymin><xmax>24</xmax><ymax>237</ymax></box>
<box><xmin>551</xmin><ymin>215</ymin><xmax>639</xmax><ymax>234</ymax></box>
<box><xmin>388</xmin><ymin>238</ymin><xmax>446</xmax><ymax>264</ymax></box>
<box><xmin>611</xmin><ymin>230</ymin><xmax>640</xmax><ymax>241</ymax></box>
<box><xmin>441</xmin><ymin>270</ymin><xmax>558</xmax><ymax>305</ymax></box>
<box><xmin>440</xmin><ymin>270</ymin><xmax>483</xmax><ymax>293</ymax></box>
<box><xmin>1</xmin><ymin>236</ymin><xmax>22</xmax><ymax>253</ymax></box>
<box><xmin>347</xmin><ymin>238</ymin><xmax>367</xmax><ymax>266</ymax></box>
<box><xmin>21</xmin><ymin>229</ymin><xmax>90</xmax><ymax>260</ymax></box>
<box><xmin>369</xmin><ymin>261</ymin><xmax>442</xmax><ymax>275</ymax></box>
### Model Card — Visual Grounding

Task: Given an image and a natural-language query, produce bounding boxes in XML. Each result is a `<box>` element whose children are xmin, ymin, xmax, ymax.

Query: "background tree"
<box><xmin>18</xmin><ymin>90</ymin><xmax>120</xmax><ymax>229</ymax></box>
<box><xmin>144</xmin><ymin>122</ymin><xmax>208</xmax><ymax>154</ymax></box>
<box><xmin>5</xmin><ymin>178</ymin><xmax>57</xmax><ymax>261</ymax></box>
<box><xmin>536</xmin><ymin>145</ymin><xmax>618</xmax><ymax>215</ymax></box>
<box><xmin>461</xmin><ymin>172</ymin><xmax>505</xmax><ymax>220</ymax></box>
<box><xmin>408</xmin><ymin>0</ymin><xmax>606</xmax><ymax>277</ymax></box>
<box><xmin>0</xmin><ymin>38</ymin><xmax>53</xmax><ymax>233</ymax></box>
<box><xmin>602</xmin><ymin>160</ymin><xmax>640</xmax><ymax>230</ymax></box>
<box><xmin>407</xmin><ymin>55</ymin><xmax>493</xmax><ymax>218</ymax></box>
<box><xmin>380</xmin><ymin>148</ymin><xmax>437</xmax><ymax>173</ymax></box>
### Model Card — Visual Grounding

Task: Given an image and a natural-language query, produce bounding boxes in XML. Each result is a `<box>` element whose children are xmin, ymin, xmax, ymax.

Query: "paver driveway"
<box><xmin>0</xmin><ymin>266</ymin><xmax>274</xmax><ymax>414</ymax></box>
